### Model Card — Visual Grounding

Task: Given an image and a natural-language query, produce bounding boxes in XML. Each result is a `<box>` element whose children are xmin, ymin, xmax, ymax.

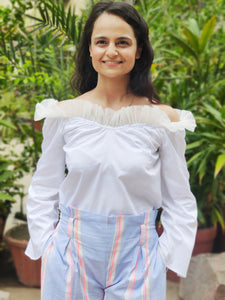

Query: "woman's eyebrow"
<box><xmin>93</xmin><ymin>36</ymin><xmax>107</xmax><ymax>40</ymax></box>
<box><xmin>93</xmin><ymin>36</ymin><xmax>132</xmax><ymax>41</ymax></box>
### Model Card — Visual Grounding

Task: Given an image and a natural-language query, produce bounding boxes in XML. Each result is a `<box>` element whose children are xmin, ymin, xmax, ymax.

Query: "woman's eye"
<box><xmin>117</xmin><ymin>40</ymin><xmax>129</xmax><ymax>47</ymax></box>
<box><xmin>96</xmin><ymin>40</ymin><xmax>107</xmax><ymax>45</ymax></box>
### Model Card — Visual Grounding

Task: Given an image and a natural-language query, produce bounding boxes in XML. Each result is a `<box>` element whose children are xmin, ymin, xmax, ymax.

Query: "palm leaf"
<box><xmin>199</xmin><ymin>16</ymin><xmax>216</xmax><ymax>53</ymax></box>
<box><xmin>26</xmin><ymin>0</ymin><xmax>84</xmax><ymax>46</ymax></box>
<box><xmin>187</xmin><ymin>151</ymin><xmax>203</xmax><ymax>167</ymax></box>
<box><xmin>186</xmin><ymin>140</ymin><xmax>203</xmax><ymax>150</ymax></box>
<box><xmin>186</xmin><ymin>18</ymin><xmax>200</xmax><ymax>38</ymax></box>
<box><xmin>214</xmin><ymin>153</ymin><xmax>225</xmax><ymax>178</ymax></box>
<box><xmin>182</xmin><ymin>27</ymin><xmax>199</xmax><ymax>54</ymax></box>
<box><xmin>169</xmin><ymin>33</ymin><xmax>198</xmax><ymax>61</ymax></box>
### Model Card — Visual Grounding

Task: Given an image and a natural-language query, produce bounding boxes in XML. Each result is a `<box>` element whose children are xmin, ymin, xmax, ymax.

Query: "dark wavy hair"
<box><xmin>71</xmin><ymin>1</ymin><xmax>159</xmax><ymax>102</ymax></box>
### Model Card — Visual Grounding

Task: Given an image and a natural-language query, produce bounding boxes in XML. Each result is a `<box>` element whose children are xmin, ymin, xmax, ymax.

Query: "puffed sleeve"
<box><xmin>158</xmin><ymin>128</ymin><xmax>197</xmax><ymax>277</ymax></box>
<box><xmin>25</xmin><ymin>117</ymin><xmax>65</xmax><ymax>259</ymax></box>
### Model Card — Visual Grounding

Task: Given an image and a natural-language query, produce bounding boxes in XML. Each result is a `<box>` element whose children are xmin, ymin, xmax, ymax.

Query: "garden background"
<box><xmin>0</xmin><ymin>0</ymin><xmax>225</xmax><ymax>284</ymax></box>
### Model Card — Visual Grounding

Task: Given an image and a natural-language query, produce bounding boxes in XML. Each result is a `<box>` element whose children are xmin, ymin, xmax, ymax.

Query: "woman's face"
<box><xmin>89</xmin><ymin>13</ymin><xmax>141</xmax><ymax>81</ymax></box>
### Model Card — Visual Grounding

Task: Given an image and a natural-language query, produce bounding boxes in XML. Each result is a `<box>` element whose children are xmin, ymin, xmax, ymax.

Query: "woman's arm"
<box><xmin>158</xmin><ymin>128</ymin><xmax>197</xmax><ymax>277</ymax></box>
<box><xmin>25</xmin><ymin>118</ymin><xmax>65</xmax><ymax>259</ymax></box>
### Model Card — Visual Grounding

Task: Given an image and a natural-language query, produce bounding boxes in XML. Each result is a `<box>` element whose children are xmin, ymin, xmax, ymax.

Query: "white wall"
<box><xmin>1</xmin><ymin>0</ymin><xmax>11</xmax><ymax>7</ymax></box>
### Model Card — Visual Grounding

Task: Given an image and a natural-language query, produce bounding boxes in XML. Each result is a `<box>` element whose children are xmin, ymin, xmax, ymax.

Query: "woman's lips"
<box><xmin>103</xmin><ymin>60</ymin><xmax>122</xmax><ymax>65</ymax></box>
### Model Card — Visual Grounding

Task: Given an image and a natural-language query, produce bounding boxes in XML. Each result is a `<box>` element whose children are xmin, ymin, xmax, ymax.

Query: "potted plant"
<box><xmin>152</xmin><ymin>7</ymin><xmax>225</xmax><ymax>280</ymax></box>
<box><xmin>186</xmin><ymin>102</ymin><xmax>225</xmax><ymax>252</ymax></box>
<box><xmin>0</xmin><ymin>156</ymin><xmax>21</xmax><ymax>243</ymax></box>
<box><xmin>0</xmin><ymin>151</ymin><xmax>26</xmax><ymax>265</ymax></box>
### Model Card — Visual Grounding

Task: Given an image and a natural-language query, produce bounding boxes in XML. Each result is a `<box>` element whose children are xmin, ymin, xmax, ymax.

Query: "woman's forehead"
<box><xmin>91</xmin><ymin>13</ymin><xmax>136</xmax><ymax>40</ymax></box>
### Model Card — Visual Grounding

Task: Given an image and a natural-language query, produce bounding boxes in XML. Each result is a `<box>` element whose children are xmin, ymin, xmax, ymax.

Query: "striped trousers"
<box><xmin>41</xmin><ymin>204</ymin><xmax>166</xmax><ymax>299</ymax></box>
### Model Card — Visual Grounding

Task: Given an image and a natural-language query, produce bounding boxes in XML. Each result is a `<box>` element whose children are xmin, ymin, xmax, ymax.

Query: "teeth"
<box><xmin>104</xmin><ymin>61</ymin><xmax>120</xmax><ymax>64</ymax></box>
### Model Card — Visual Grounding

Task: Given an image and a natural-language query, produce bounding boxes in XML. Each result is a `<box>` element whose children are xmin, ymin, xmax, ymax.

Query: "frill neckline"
<box><xmin>34</xmin><ymin>98</ymin><xmax>196</xmax><ymax>132</ymax></box>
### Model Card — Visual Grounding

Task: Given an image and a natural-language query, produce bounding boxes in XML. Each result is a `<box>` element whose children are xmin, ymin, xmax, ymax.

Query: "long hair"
<box><xmin>71</xmin><ymin>1</ymin><xmax>159</xmax><ymax>102</ymax></box>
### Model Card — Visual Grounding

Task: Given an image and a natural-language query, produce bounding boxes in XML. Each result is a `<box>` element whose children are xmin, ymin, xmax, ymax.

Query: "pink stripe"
<box><xmin>108</xmin><ymin>216</ymin><xmax>121</xmax><ymax>286</ymax></box>
<box><xmin>128</xmin><ymin>247</ymin><xmax>141</xmax><ymax>299</ymax></box>
<box><xmin>76</xmin><ymin>209</ymin><xmax>88</xmax><ymax>300</ymax></box>
<box><xmin>41</xmin><ymin>243</ymin><xmax>53</xmax><ymax>283</ymax></box>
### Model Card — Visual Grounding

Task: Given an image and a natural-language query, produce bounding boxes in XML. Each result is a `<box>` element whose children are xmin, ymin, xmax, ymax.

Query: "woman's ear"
<box><xmin>135</xmin><ymin>46</ymin><xmax>142</xmax><ymax>59</ymax></box>
<box><xmin>89</xmin><ymin>45</ymin><xmax>92</xmax><ymax>57</ymax></box>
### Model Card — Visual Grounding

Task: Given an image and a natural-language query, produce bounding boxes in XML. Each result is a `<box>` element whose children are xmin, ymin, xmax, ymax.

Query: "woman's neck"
<box><xmin>93</xmin><ymin>76</ymin><xmax>133</xmax><ymax>109</ymax></box>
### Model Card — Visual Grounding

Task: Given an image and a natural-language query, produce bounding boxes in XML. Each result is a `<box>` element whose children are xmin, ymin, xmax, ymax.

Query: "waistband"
<box><xmin>59</xmin><ymin>204</ymin><xmax>158</xmax><ymax>228</ymax></box>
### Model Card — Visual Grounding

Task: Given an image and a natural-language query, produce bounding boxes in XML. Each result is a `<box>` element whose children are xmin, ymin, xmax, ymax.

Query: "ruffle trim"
<box><xmin>34</xmin><ymin>98</ymin><xmax>196</xmax><ymax>132</ymax></box>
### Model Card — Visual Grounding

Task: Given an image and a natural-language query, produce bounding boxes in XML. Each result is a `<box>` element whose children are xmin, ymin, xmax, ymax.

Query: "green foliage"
<box><xmin>27</xmin><ymin>0</ymin><xmax>84</xmax><ymax>46</ymax></box>
<box><xmin>136</xmin><ymin>0</ymin><xmax>225</xmax><ymax>227</ymax></box>
<box><xmin>0</xmin><ymin>156</ymin><xmax>24</xmax><ymax>219</ymax></box>
<box><xmin>186</xmin><ymin>101</ymin><xmax>225</xmax><ymax>227</ymax></box>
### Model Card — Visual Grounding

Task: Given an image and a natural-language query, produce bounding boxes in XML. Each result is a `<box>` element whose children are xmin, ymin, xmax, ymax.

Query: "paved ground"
<box><xmin>0</xmin><ymin>279</ymin><xmax>179</xmax><ymax>300</ymax></box>
<box><xmin>0</xmin><ymin>246</ymin><xmax>179</xmax><ymax>300</ymax></box>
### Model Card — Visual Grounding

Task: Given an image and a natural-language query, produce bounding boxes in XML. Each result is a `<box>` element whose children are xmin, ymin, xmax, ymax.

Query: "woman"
<box><xmin>25</xmin><ymin>1</ymin><xmax>197</xmax><ymax>299</ymax></box>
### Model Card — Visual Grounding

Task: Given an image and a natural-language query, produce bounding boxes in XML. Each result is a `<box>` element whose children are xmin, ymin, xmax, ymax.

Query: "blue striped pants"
<box><xmin>41</xmin><ymin>204</ymin><xmax>166</xmax><ymax>299</ymax></box>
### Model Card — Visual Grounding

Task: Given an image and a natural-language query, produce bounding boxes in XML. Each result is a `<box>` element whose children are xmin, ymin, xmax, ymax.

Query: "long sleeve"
<box><xmin>158</xmin><ymin>129</ymin><xmax>197</xmax><ymax>277</ymax></box>
<box><xmin>25</xmin><ymin>118</ymin><xmax>65</xmax><ymax>259</ymax></box>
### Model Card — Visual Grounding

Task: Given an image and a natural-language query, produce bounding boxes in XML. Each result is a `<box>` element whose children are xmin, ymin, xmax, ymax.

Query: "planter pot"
<box><xmin>192</xmin><ymin>225</ymin><xmax>217</xmax><ymax>256</ymax></box>
<box><xmin>33</xmin><ymin>120</ymin><xmax>42</xmax><ymax>132</ymax></box>
<box><xmin>5</xmin><ymin>224</ymin><xmax>41</xmax><ymax>287</ymax></box>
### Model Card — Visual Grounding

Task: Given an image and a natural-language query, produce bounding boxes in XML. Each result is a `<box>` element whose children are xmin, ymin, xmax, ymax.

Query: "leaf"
<box><xmin>169</xmin><ymin>33</ymin><xmax>198</xmax><ymax>61</ymax></box>
<box><xmin>0</xmin><ymin>170</ymin><xmax>15</xmax><ymax>183</ymax></box>
<box><xmin>196</xmin><ymin>117</ymin><xmax>224</xmax><ymax>129</ymax></box>
<box><xmin>187</xmin><ymin>18</ymin><xmax>200</xmax><ymax>38</ymax></box>
<box><xmin>0</xmin><ymin>193</ymin><xmax>15</xmax><ymax>202</ymax></box>
<box><xmin>0</xmin><ymin>120</ymin><xmax>17</xmax><ymax>130</ymax></box>
<box><xmin>204</xmin><ymin>103</ymin><xmax>222</xmax><ymax>120</ymax></box>
<box><xmin>197</xmin><ymin>208</ymin><xmax>205</xmax><ymax>225</ymax></box>
<box><xmin>199</xmin><ymin>16</ymin><xmax>216</xmax><ymax>53</ymax></box>
<box><xmin>182</xmin><ymin>27</ymin><xmax>199</xmax><ymax>54</ymax></box>
<box><xmin>198</xmin><ymin>152</ymin><xmax>208</xmax><ymax>184</ymax></box>
<box><xmin>214</xmin><ymin>153</ymin><xmax>225</xmax><ymax>177</ymax></box>
<box><xmin>200</xmin><ymin>132</ymin><xmax>221</xmax><ymax>140</ymax></box>
<box><xmin>25</xmin><ymin>14</ymin><xmax>43</xmax><ymax>23</ymax></box>
<box><xmin>186</xmin><ymin>140</ymin><xmax>203</xmax><ymax>150</ymax></box>
<box><xmin>212</xmin><ymin>208</ymin><xmax>224</xmax><ymax>227</ymax></box>
<box><xmin>187</xmin><ymin>151</ymin><xmax>203</xmax><ymax>167</ymax></box>
<box><xmin>161</xmin><ymin>49</ymin><xmax>181</xmax><ymax>58</ymax></box>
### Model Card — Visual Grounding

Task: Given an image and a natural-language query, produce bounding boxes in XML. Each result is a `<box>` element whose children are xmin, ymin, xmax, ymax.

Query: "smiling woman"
<box><xmin>25</xmin><ymin>2</ymin><xmax>197</xmax><ymax>300</ymax></box>
<box><xmin>89</xmin><ymin>13</ymin><xmax>141</xmax><ymax>84</ymax></box>
<box><xmin>71</xmin><ymin>1</ymin><xmax>156</xmax><ymax>102</ymax></box>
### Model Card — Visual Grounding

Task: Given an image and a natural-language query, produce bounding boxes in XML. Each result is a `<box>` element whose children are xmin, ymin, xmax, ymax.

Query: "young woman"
<box><xmin>25</xmin><ymin>1</ymin><xmax>197</xmax><ymax>299</ymax></box>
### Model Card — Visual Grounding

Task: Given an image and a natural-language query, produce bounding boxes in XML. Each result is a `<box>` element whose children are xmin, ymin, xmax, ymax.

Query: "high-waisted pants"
<box><xmin>41</xmin><ymin>204</ymin><xmax>166</xmax><ymax>300</ymax></box>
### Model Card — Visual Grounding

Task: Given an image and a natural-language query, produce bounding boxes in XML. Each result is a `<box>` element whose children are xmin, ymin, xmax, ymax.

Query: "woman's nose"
<box><xmin>106</xmin><ymin>44</ymin><xmax>118</xmax><ymax>57</ymax></box>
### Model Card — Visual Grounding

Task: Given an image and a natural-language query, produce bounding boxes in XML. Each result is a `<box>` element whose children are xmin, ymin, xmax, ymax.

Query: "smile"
<box><xmin>102</xmin><ymin>61</ymin><xmax>122</xmax><ymax>65</ymax></box>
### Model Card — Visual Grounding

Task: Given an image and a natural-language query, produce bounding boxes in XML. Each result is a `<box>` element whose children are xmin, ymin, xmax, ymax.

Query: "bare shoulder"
<box><xmin>154</xmin><ymin>104</ymin><xmax>180</xmax><ymax>122</ymax></box>
<box><xmin>58</xmin><ymin>95</ymin><xmax>86</xmax><ymax>106</ymax></box>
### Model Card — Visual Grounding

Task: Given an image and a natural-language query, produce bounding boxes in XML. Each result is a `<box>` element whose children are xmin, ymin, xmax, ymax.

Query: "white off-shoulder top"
<box><xmin>25</xmin><ymin>98</ymin><xmax>197</xmax><ymax>277</ymax></box>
